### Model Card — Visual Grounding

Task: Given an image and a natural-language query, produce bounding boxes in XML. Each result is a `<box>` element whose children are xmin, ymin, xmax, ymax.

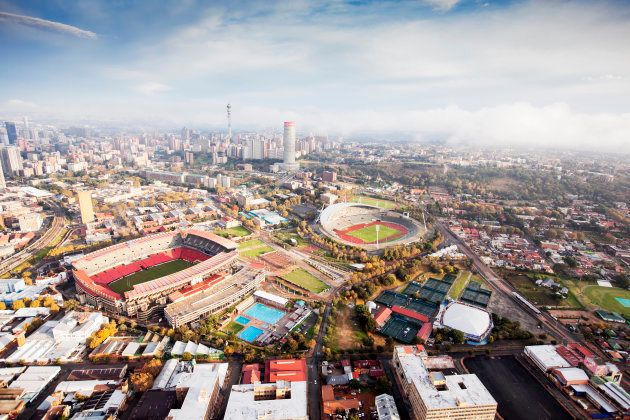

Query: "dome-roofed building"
<box><xmin>439</xmin><ymin>302</ymin><xmax>493</xmax><ymax>343</ymax></box>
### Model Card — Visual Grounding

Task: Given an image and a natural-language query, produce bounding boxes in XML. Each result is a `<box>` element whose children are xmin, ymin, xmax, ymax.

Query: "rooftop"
<box><xmin>394</xmin><ymin>346</ymin><xmax>496</xmax><ymax>410</ymax></box>
<box><xmin>224</xmin><ymin>381</ymin><xmax>308</xmax><ymax>420</ymax></box>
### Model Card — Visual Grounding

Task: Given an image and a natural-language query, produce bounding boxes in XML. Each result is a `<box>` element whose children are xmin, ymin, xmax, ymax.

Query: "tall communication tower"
<box><xmin>226</xmin><ymin>103</ymin><xmax>232</xmax><ymax>142</ymax></box>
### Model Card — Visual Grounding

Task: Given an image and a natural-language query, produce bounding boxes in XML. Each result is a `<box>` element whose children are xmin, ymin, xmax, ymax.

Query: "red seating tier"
<box><xmin>88</xmin><ymin>246</ymin><xmax>210</xmax><ymax>285</ymax></box>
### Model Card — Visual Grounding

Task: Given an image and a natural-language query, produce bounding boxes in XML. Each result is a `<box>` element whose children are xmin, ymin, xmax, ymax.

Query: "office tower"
<box><xmin>77</xmin><ymin>190</ymin><xmax>95</xmax><ymax>224</ymax></box>
<box><xmin>4</xmin><ymin>122</ymin><xmax>17</xmax><ymax>145</ymax></box>
<box><xmin>0</xmin><ymin>146</ymin><xmax>23</xmax><ymax>176</ymax></box>
<box><xmin>185</xmin><ymin>151</ymin><xmax>194</xmax><ymax>165</ymax></box>
<box><xmin>227</xmin><ymin>104</ymin><xmax>232</xmax><ymax>142</ymax></box>
<box><xmin>282</xmin><ymin>121</ymin><xmax>299</xmax><ymax>171</ymax></box>
<box><xmin>181</xmin><ymin>127</ymin><xmax>190</xmax><ymax>142</ymax></box>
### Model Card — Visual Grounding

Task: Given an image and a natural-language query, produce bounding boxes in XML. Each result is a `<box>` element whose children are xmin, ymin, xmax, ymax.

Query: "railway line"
<box><xmin>0</xmin><ymin>200</ymin><xmax>66</xmax><ymax>276</ymax></box>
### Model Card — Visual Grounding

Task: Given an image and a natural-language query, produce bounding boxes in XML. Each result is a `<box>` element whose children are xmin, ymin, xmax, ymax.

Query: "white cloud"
<box><xmin>421</xmin><ymin>0</ymin><xmax>460</xmax><ymax>12</ymax></box>
<box><xmin>0</xmin><ymin>12</ymin><xmax>97</xmax><ymax>39</ymax></box>
<box><xmin>133</xmin><ymin>82</ymin><xmax>171</xmax><ymax>95</ymax></box>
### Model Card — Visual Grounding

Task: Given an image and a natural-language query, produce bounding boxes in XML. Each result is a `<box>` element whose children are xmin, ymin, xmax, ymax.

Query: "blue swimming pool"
<box><xmin>238</xmin><ymin>326</ymin><xmax>264</xmax><ymax>343</ymax></box>
<box><xmin>235</xmin><ymin>315</ymin><xmax>250</xmax><ymax>325</ymax></box>
<box><xmin>244</xmin><ymin>303</ymin><xmax>285</xmax><ymax>324</ymax></box>
<box><xmin>615</xmin><ymin>297</ymin><xmax>630</xmax><ymax>308</ymax></box>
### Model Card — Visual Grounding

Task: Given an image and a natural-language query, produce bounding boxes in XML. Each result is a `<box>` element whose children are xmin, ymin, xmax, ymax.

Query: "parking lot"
<box><xmin>464</xmin><ymin>355</ymin><xmax>572</xmax><ymax>420</ymax></box>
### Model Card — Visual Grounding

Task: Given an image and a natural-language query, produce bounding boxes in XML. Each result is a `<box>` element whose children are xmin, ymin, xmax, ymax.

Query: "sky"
<box><xmin>0</xmin><ymin>0</ymin><xmax>629</xmax><ymax>152</ymax></box>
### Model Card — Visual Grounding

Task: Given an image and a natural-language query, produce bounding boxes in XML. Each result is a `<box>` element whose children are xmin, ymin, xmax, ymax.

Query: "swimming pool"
<box><xmin>235</xmin><ymin>315</ymin><xmax>250</xmax><ymax>325</ymax></box>
<box><xmin>238</xmin><ymin>326</ymin><xmax>264</xmax><ymax>343</ymax></box>
<box><xmin>615</xmin><ymin>297</ymin><xmax>630</xmax><ymax>308</ymax></box>
<box><xmin>244</xmin><ymin>303</ymin><xmax>285</xmax><ymax>324</ymax></box>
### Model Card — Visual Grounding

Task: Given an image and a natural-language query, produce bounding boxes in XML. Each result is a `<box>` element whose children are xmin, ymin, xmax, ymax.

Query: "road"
<box><xmin>436</xmin><ymin>221</ymin><xmax>581</xmax><ymax>345</ymax></box>
<box><xmin>0</xmin><ymin>200</ymin><xmax>66</xmax><ymax>276</ymax></box>
<box><xmin>307</xmin><ymin>302</ymin><xmax>331</xmax><ymax>420</ymax></box>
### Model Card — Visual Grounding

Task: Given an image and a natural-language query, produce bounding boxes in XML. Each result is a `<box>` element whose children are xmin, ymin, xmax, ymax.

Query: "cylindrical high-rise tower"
<box><xmin>283</xmin><ymin>121</ymin><xmax>298</xmax><ymax>170</ymax></box>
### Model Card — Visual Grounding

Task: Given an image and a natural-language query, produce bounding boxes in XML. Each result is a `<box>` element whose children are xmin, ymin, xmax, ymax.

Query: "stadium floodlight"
<box><xmin>375</xmin><ymin>224</ymin><xmax>380</xmax><ymax>249</ymax></box>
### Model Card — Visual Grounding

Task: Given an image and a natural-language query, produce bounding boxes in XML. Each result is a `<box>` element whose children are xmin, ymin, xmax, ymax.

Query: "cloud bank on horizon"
<box><xmin>0</xmin><ymin>0</ymin><xmax>629</xmax><ymax>153</ymax></box>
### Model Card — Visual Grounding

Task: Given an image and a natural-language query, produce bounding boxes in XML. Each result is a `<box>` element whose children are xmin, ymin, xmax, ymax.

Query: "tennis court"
<box><xmin>381</xmin><ymin>317</ymin><xmax>419</xmax><ymax>343</ymax></box>
<box><xmin>244</xmin><ymin>303</ymin><xmax>285</xmax><ymax>324</ymax></box>
<box><xmin>238</xmin><ymin>326</ymin><xmax>264</xmax><ymax>343</ymax></box>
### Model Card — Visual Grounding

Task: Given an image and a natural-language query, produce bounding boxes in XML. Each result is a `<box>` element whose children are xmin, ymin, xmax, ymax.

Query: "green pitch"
<box><xmin>347</xmin><ymin>224</ymin><xmax>401</xmax><ymax>243</ymax></box>
<box><xmin>108</xmin><ymin>259</ymin><xmax>194</xmax><ymax>294</ymax></box>
<box><xmin>283</xmin><ymin>268</ymin><xmax>329</xmax><ymax>293</ymax></box>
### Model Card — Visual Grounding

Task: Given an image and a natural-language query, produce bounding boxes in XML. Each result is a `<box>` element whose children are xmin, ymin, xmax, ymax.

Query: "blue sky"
<box><xmin>0</xmin><ymin>0</ymin><xmax>629</xmax><ymax>152</ymax></box>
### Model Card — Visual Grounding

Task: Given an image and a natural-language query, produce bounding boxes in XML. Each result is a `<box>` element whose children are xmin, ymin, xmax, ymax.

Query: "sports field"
<box><xmin>583</xmin><ymin>285</ymin><xmax>630</xmax><ymax>317</ymax></box>
<box><xmin>283</xmin><ymin>268</ymin><xmax>329</xmax><ymax>293</ymax></box>
<box><xmin>218</xmin><ymin>225</ymin><xmax>250</xmax><ymax>237</ymax></box>
<box><xmin>238</xmin><ymin>239</ymin><xmax>274</xmax><ymax>258</ymax></box>
<box><xmin>347</xmin><ymin>224</ymin><xmax>400</xmax><ymax>243</ymax></box>
<box><xmin>350</xmin><ymin>195</ymin><xmax>397</xmax><ymax>209</ymax></box>
<box><xmin>108</xmin><ymin>259</ymin><xmax>194</xmax><ymax>294</ymax></box>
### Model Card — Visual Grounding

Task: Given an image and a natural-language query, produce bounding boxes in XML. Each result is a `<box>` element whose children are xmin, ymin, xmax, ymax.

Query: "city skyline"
<box><xmin>1</xmin><ymin>0</ymin><xmax>630</xmax><ymax>153</ymax></box>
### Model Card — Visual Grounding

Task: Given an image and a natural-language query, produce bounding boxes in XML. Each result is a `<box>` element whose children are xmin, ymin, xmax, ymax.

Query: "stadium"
<box><xmin>72</xmin><ymin>229</ymin><xmax>245</xmax><ymax>322</ymax></box>
<box><xmin>318</xmin><ymin>202</ymin><xmax>425</xmax><ymax>251</ymax></box>
<box><xmin>438</xmin><ymin>302</ymin><xmax>493</xmax><ymax>343</ymax></box>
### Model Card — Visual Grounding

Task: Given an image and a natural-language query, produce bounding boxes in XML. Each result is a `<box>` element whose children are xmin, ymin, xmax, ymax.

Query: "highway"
<box><xmin>307</xmin><ymin>302</ymin><xmax>331</xmax><ymax>420</ymax></box>
<box><xmin>0</xmin><ymin>200</ymin><xmax>66</xmax><ymax>276</ymax></box>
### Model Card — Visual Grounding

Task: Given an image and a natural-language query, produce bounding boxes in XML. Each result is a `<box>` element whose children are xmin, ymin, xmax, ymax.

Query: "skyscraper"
<box><xmin>282</xmin><ymin>121</ymin><xmax>299</xmax><ymax>171</ymax></box>
<box><xmin>0</xmin><ymin>162</ymin><xmax>5</xmax><ymax>189</ymax></box>
<box><xmin>0</xmin><ymin>146</ymin><xmax>23</xmax><ymax>176</ymax></box>
<box><xmin>77</xmin><ymin>190</ymin><xmax>95</xmax><ymax>224</ymax></box>
<box><xmin>4</xmin><ymin>122</ymin><xmax>17</xmax><ymax>145</ymax></box>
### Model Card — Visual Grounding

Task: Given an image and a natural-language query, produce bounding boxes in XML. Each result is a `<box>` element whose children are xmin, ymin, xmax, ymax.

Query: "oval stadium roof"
<box><xmin>440</xmin><ymin>302</ymin><xmax>492</xmax><ymax>338</ymax></box>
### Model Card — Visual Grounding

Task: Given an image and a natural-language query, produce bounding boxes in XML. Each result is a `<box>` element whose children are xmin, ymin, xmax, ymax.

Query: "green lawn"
<box><xmin>108</xmin><ymin>259</ymin><xmax>194</xmax><ymax>294</ymax></box>
<box><xmin>347</xmin><ymin>224</ymin><xmax>401</xmax><ymax>243</ymax></box>
<box><xmin>448</xmin><ymin>271</ymin><xmax>471</xmax><ymax>299</ymax></box>
<box><xmin>218</xmin><ymin>225</ymin><xmax>251</xmax><ymax>237</ymax></box>
<box><xmin>283</xmin><ymin>268</ymin><xmax>329</xmax><ymax>293</ymax></box>
<box><xmin>582</xmin><ymin>285</ymin><xmax>630</xmax><ymax>317</ymax></box>
<box><xmin>238</xmin><ymin>239</ymin><xmax>274</xmax><ymax>258</ymax></box>
<box><xmin>224</xmin><ymin>322</ymin><xmax>244</xmax><ymax>335</ymax></box>
<box><xmin>350</xmin><ymin>195</ymin><xmax>397</xmax><ymax>209</ymax></box>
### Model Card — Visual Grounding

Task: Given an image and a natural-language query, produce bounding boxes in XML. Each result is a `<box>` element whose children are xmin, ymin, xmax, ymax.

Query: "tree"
<box><xmin>181</xmin><ymin>352</ymin><xmax>193</xmax><ymax>361</ymax></box>
<box><xmin>64</xmin><ymin>299</ymin><xmax>80</xmax><ymax>311</ymax></box>
<box><xmin>0</xmin><ymin>302</ymin><xmax>6</xmax><ymax>310</ymax></box>
<box><xmin>12</xmin><ymin>300</ymin><xmax>25</xmax><ymax>310</ymax></box>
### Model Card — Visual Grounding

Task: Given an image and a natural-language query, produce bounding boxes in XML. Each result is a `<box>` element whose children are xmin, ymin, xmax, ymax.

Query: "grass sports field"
<box><xmin>283</xmin><ymin>268</ymin><xmax>329</xmax><ymax>293</ymax></box>
<box><xmin>217</xmin><ymin>225</ymin><xmax>250</xmax><ymax>237</ymax></box>
<box><xmin>350</xmin><ymin>195</ymin><xmax>397</xmax><ymax>209</ymax></box>
<box><xmin>238</xmin><ymin>239</ymin><xmax>274</xmax><ymax>258</ymax></box>
<box><xmin>108</xmin><ymin>259</ymin><xmax>194</xmax><ymax>294</ymax></box>
<box><xmin>582</xmin><ymin>285</ymin><xmax>630</xmax><ymax>317</ymax></box>
<box><xmin>347</xmin><ymin>224</ymin><xmax>401</xmax><ymax>243</ymax></box>
<box><xmin>224</xmin><ymin>322</ymin><xmax>244</xmax><ymax>335</ymax></box>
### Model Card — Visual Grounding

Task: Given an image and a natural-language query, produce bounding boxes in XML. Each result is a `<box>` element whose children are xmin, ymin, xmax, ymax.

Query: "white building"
<box><xmin>375</xmin><ymin>394</ymin><xmax>400</xmax><ymax>420</ymax></box>
<box><xmin>524</xmin><ymin>345</ymin><xmax>571</xmax><ymax>372</ymax></box>
<box><xmin>152</xmin><ymin>360</ymin><xmax>228</xmax><ymax>420</ymax></box>
<box><xmin>392</xmin><ymin>345</ymin><xmax>497</xmax><ymax>420</ymax></box>
<box><xmin>18</xmin><ymin>212</ymin><xmax>43</xmax><ymax>232</ymax></box>
<box><xmin>224</xmin><ymin>380</ymin><xmax>308</xmax><ymax>420</ymax></box>
<box><xmin>282</xmin><ymin>122</ymin><xmax>299</xmax><ymax>172</ymax></box>
<box><xmin>3</xmin><ymin>311</ymin><xmax>107</xmax><ymax>364</ymax></box>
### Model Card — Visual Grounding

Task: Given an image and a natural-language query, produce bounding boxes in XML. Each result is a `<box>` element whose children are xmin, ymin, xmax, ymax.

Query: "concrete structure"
<box><xmin>438</xmin><ymin>302</ymin><xmax>493</xmax><ymax>343</ymax></box>
<box><xmin>524</xmin><ymin>345</ymin><xmax>571</xmax><ymax>372</ymax></box>
<box><xmin>3</xmin><ymin>311</ymin><xmax>106</xmax><ymax>364</ymax></box>
<box><xmin>164</xmin><ymin>268</ymin><xmax>264</xmax><ymax>327</ymax></box>
<box><xmin>17</xmin><ymin>212</ymin><xmax>42</xmax><ymax>232</ymax></box>
<box><xmin>77</xmin><ymin>190</ymin><xmax>95</xmax><ymax>224</ymax></box>
<box><xmin>0</xmin><ymin>146</ymin><xmax>22</xmax><ymax>176</ymax></box>
<box><xmin>376</xmin><ymin>394</ymin><xmax>400</xmax><ymax>420</ymax></box>
<box><xmin>152</xmin><ymin>360</ymin><xmax>228</xmax><ymax>420</ymax></box>
<box><xmin>392</xmin><ymin>345</ymin><xmax>497</xmax><ymax>420</ymax></box>
<box><xmin>282</xmin><ymin>121</ymin><xmax>299</xmax><ymax>172</ymax></box>
<box><xmin>224</xmin><ymin>380</ymin><xmax>308</xmax><ymax>420</ymax></box>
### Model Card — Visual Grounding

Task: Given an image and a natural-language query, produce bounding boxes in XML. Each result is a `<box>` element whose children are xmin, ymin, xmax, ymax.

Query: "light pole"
<box><xmin>375</xmin><ymin>224</ymin><xmax>380</xmax><ymax>250</ymax></box>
